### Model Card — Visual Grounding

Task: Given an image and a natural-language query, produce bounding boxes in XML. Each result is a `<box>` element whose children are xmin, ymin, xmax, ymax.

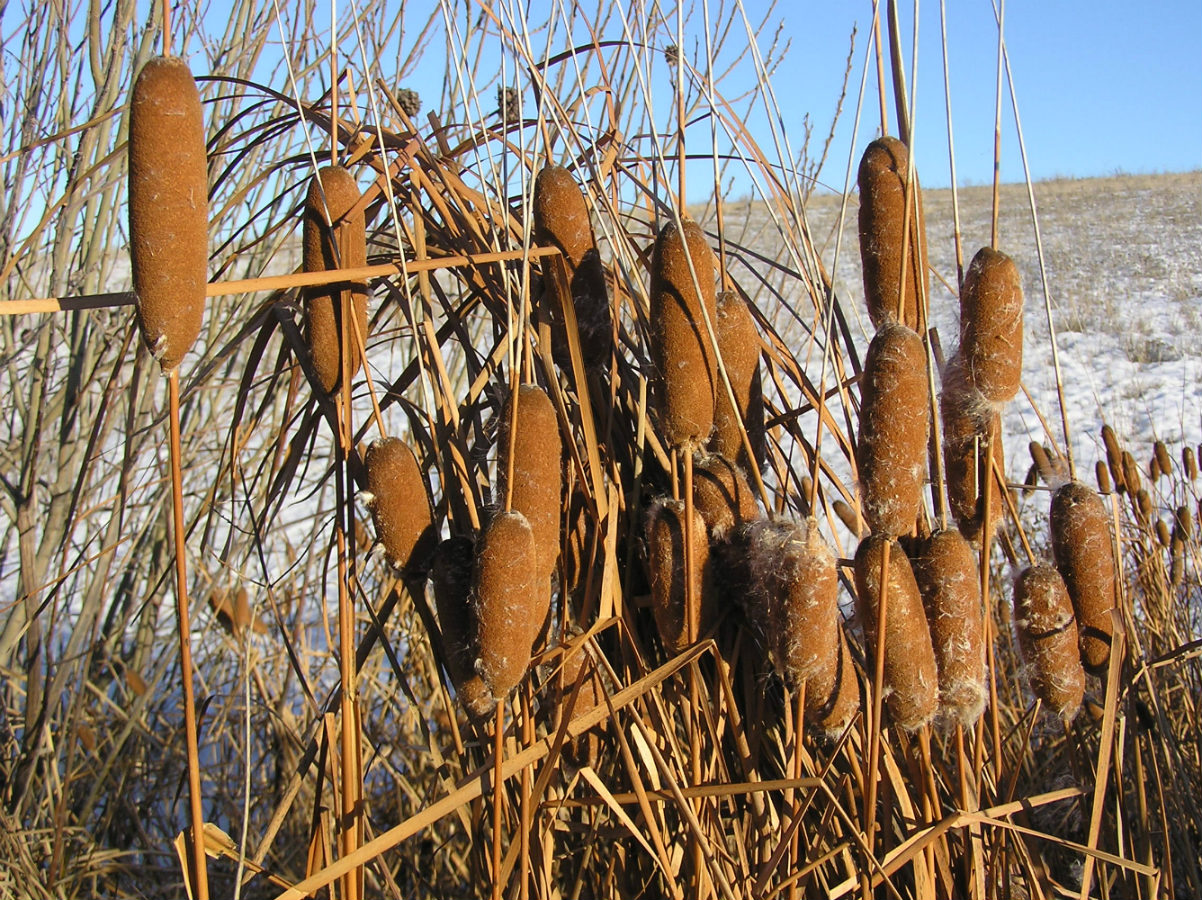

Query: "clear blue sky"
<box><xmin>756</xmin><ymin>1</ymin><xmax>1202</xmax><ymax>190</ymax></box>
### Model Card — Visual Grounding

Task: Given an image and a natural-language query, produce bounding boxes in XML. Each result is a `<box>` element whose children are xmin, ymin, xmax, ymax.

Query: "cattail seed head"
<box><xmin>911</xmin><ymin>528</ymin><xmax>987</xmax><ymax>727</ymax></box>
<box><xmin>1174</xmin><ymin>504</ymin><xmax>1192</xmax><ymax>541</ymax></box>
<box><xmin>941</xmin><ymin>358</ymin><xmax>1004</xmax><ymax>544</ymax></box>
<box><xmin>1095</xmin><ymin>460</ymin><xmax>1112</xmax><ymax>494</ymax></box>
<box><xmin>303</xmin><ymin>165</ymin><xmax>368</xmax><ymax>394</ymax></box>
<box><xmin>691</xmin><ymin>453</ymin><xmax>758</xmax><ymax>542</ymax></box>
<box><xmin>472</xmin><ymin>510</ymin><xmax>540</xmax><ymax>701</ymax></box>
<box><xmin>853</xmin><ymin>534</ymin><xmax>939</xmax><ymax>731</ymax></box>
<box><xmin>1136</xmin><ymin>488</ymin><xmax>1153</xmax><ymax>522</ymax></box>
<box><xmin>497</xmin><ymin>384</ymin><xmax>563</xmax><ymax>579</ymax></box>
<box><xmin>533</xmin><ymin>165</ymin><xmax>593</xmax><ymax>268</ymax></box>
<box><xmin>1183</xmin><ymin>446</ymin><xmax>1198</xmax><ymax>481</ymax></box>
<box><xmin>364</xmin><ymin>437</ymin><xmax>437</xmax><ymax>576</ymax></box>
<box><xmin>1050</xmin><ymin>481</ymin><xmax>1117</xmax><ymax>674</ymax></box>
<box><xmin>649</xmin><ymin>218</ymin><xmax>718</xmax><ymax>449</ymax></box>
<box><xmin>1101</xmin><ymin>425</ymin><xmax>1125</xmax><ymax>492</ymax></box>
<box><xmin>833</xmin><ymin>499</ymin><xmax>864</xmax><ymax>538</ymax></box>
<box><xmin>778</xmin><ymin>518</ymin><xmax>840</xmax><ymax>692</ymax></box>
<box><xmin>1122</xmin><ymin>451</ymin><xmax>1142</xmax><ymax>497</ymax></box>
<box><xmin>646</xmin><ymin>497</ymin><xmax>712</xmax><ymax>653</ymax></box>
<box><xmin>857</xmin><ymin>136</ymin><xmax>929</xmax><ymax>333</ymax></box>
<box><xmin>1154</xmin><ymin>440</ymin><xmax>1173</xmax><ymax>480</ymax></box>
<box><xmin>431</xmin><ymin>537</ymin><xmax>495</xmax><ymax>718</ymax></box>
<box><xmin>1155</xmin><ymin>518</ymin><xmax>1171</xmax><ymax>548</ymax></box>
<box><xmin>710</xmin><ymin>290</ymin><xmax>765</xmax><ymax>471</ymax></box>
<box><xmin>958</xmin><ymin>247</ymin><xmax>1024</xmax><ymax>404</ymax></box>
<box><xmin>857</xmin><ymin>322</ymin><xmax>929</xmax><ymax>537</ymax></box>
<box><xmin>808</xmin><ymin>628</ymin><xmax>860</xmax><ymax>739</ymax></box>
<box><xmin>1013</xmin><ymin>565</ymin><xmax>1085</xmax><ymax>721</ymax></box>
<box><xmin>128</xmin><ymin>56</ymin><xmax>208</xmax><ymax>373</ymax></box>
<box><xmin>1149</xmin><ymin>454</ymin><xmax>1161</xmax><ymax>482</ymax></box>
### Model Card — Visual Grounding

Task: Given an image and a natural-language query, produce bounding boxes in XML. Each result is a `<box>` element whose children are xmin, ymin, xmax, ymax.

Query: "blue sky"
<box><xmin>758</xmin><ymin>1</ymin><xmax>1202</xmax><ymax>190</ymax></box>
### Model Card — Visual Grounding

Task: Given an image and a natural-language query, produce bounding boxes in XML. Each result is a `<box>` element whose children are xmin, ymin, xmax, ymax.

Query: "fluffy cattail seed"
<box><xmin>958</xmin><ymin>247</ymin><xmax>1024</xmax><ymax>404</ymax></box>
<box><xmin>778</xmin><ymin>519</ymin><xmax>840</xmax><ymax>692</ymax></box>
<box><xmin>1014</xmin><ymin>565</ymin><xmax>1084</xmax><ymax>721</ymax></box>
<box><xmin>941</xmin><ymin>359</ymin><xmax>1004</xmax><ymax>543</ymax></box>
<box><xmin>303</xmin><ymin>165</ymin><xmax>368</xmax><ymax>394</ymax></box>
<box><xmin>853</xmin><ymin>535</ymin><xmax>939</xmax><ymax>731</ymax></box>
<box><xmin>857</xmin><ymin>136</ymin><xmax>929</xmax><ymax>333</ymax></box>
<box><xmin>472</xmin><ymin>511</ymin><xmax>539</xmax><ymax>701</ymax></box>
<box><xmin>649</xmin><ymin>219</ymin><xmax>718</xmax><ymax>449</ymax></box>
<box><xmin>364</xmin><ymin>437</ymin><xmax>437</xmax><ymax>576</ymax></box>
<box><xmin>128</xmin><ymin>56</ymin><xmax>208</xmax><ymax>373</ymax></box>
<box><xmin>911</xmin><ymin>528</ymin><xmax>987</xmax><ymax>727</ymax></box>
<box><xmin>431</xmin><ymin>537</ymin><xmax>495</xmax><ymax>718</ymax></box>
<box><xmin>646</xmin><ymin>497</ymin><xmax>712</xmax><ymax>653</ymax></box>
<box><xmin>691</xmin><ymin>453</ymin><xmax>758</xmax><ymax>542</ymax></box>
<box><xmin>497</xmin><ymin>384</ymin><xmax>563</xmax><ymax>579</ymax></box>
<box><xmin>710</xmin><ymin>290</ymin><xmax>765</xmax><ymax>471</ymax></box>
<box><xmin>857</xmin><ymin>322</ymin><xmax>929</xmax><ymax>537</ymax></box>
<box><xmin>1050</xmin><ymin>481</ymin><xmax>1117</xmax><ymax>674</ymax></box>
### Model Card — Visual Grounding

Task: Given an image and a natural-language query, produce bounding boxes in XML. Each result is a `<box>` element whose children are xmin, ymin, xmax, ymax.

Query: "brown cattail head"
<box><xmin>1184</xmin><ymin>445</ymin><xmax>1198</xmax><ymax>482</ymax></box>
<box><xmin>128</xmin><ymin>56</ymin><xmax>208</xmax><ymax>373</ymax></box>
<box><xmin>1121</xmin><ymin>450</ymin><xmax>1142</xmax><ymax>497</ymax></box>
<box><xmin>941</xmin><ymin>358</ymin><xmax>1005</xmax><ymax>544</ymax></box>
<box><xmin>1175</xmin><ymin>504</ymin><xmax>1193</xmax><ymax>541</ymax></box>
<box><xmin>1149</xmin><ymin>454</ymin><xmax>1162</xmax><ymax>482</ymax></box>
<box><xmin>911</xmin><ymin>528</ymin><xmax>987</xmax><ymax>727</ymax></box>
<box><xmin>431</xmin><ymin>536</ymin><xmax>495</xmax><ymax>718</ymax></box>
<box><xmin>1101</xmin><ymin>425</ymin><xmax>1125</xmax><ymax>491</ymax></box>
<box><xmin>853</xmin><ymin>534</ymin><xmax>939</xmax><ymax>731</ymax></box>
<box><xmin>857</xmin><ymin>322</ymin><xmax>929</xmax><ymax>537</ymax></box>
<box><xmin>1050</xmin><ymin>481</ymin><xmax>1117</xmax><ymax>675</ymax></box>
<box><xmin>833</xmin><ymin>499</ymin><xmax>864</xmax><ymax>538</ymax></box>
<box><xmin>553</xmin><ymin>636</ymin><xmax>607</xmax><ymax>767</ymax></box>
<box><xmin>1013</xmin><ymin>565</ymin><xmax>1085</xmax><ymax>721</ymax></box>
<box><xmin>1154</xmin><ymin>440</ymin><xmax>1173</xmax><ymax>480</ymax></box>
<box><xmin>709</xmin><ymin>290</ymin><xmax>765</xmax><ymax>472</ymax></box>
<box><xmin>209</xmin><ymin>586</ymin><xmax>267</xmax><ymax>638</ymax></box>
<box><xmin>778</xmin><ymin>518</ymin><xmax>840</xmax><ymax>692</ymax></box>
<box><xmin>807</xmin><ymin>627</ymin><xmax>861</xmax><ymax>739</ymax></box>
<box><xmin>303</xmin><ymin>165</ymin><xmax>368</xmax><ymax>394</ymax></box>
<box><xmin>1155</xmin><ymin>518</ymin><xmax>1171</xmax><ymax>548</ymax></box>
<box><xmin>649</xmin><ymin>218</ymin><xmax>718</xmax><ymax>449</ymax></box>
<box><xmin>472</xmin><ymin>510</ymin><xmax>539</xmax><ymax>702</ymax></box>
<box><xmin>1136</xmin><ymin>488</ymin><xmax>1153</xmax><ymax>522</ymax></box>
<box><xmin>857</xmin><ymin>136</ymin><xmax>929</xmax><ymax>333</ymax></box>
<box><xmin>497</xmin><ymin>384</ymin><xmax>563</xmax><ymax>579</ymax></box>
<box><xmin>533</xmin><ymin>165</ymin><xmax>594</xmax><ymax>268</ymax></box>
<box><xmin>958</xmin><ymin>247</ymin><xmax>1024</xmax><ymax>404</ymax></box>
<box><xmin>1028</xmin><ymin>441</ymin><xmax>1068</xmax><ymax>488</ymax></box>
<box><xmin>1095</xmin><ymin>460</ymin><xmax>1112</xmax><ymax>494</ymax></box>
<box><xmin>364</xmin><ymin>437</ymin><xmax>437</xmax><ymax>576</ymax></box>
<box><xmin>691</xmin><ymin>453</ymin><xmax>758</xmax><ymax>542</ymax></box>
<box><xmin>646</xmin><ymin>497</ymin><xmax>712</xmax><ymax>653</ymax></box>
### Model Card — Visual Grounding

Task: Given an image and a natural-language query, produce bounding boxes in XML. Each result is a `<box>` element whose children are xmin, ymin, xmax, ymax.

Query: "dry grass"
<box><xmin>2</xmin><ymin>2</ymin><xmax>1201</xmax><ymax>899</ymax></box>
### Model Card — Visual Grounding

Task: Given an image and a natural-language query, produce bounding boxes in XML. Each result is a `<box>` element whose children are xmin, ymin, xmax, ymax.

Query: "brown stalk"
<box><xmin>168</xmin><ymin>370</ymin><xmax>209</xmax><ymax>900</ymax></box>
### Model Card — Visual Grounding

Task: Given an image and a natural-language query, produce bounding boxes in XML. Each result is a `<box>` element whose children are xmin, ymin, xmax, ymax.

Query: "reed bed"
<box><xmin>1</xmin><ymin>2</ymin><xmax>1200</xmax><ymax>898</ymax></box>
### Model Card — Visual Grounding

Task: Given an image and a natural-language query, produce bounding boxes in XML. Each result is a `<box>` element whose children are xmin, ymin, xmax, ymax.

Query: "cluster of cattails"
<box><xmin>851</xmin><ymin>137</ymin><xmax>992</xmax><ymax>731</ymax></box>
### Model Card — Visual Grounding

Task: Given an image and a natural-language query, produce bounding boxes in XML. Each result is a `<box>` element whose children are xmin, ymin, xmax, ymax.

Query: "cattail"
<box><xmin>710</xmin><ymin>290</ymin><xmax>765</xmax><ymax>471</ymax></box>
<box><xmin>1171</xmin><ymin>536</ymin><xmax>1185</xmax><ymax>586</ymax></box>
<box><xmin>472</xmin><ymin>510</ymin><xmax>539</xmax><ymax>701</ymax></box>
<box><xmin>958</xmin><ymin>247</ymin><xmax>1024</xmax><ymax>404</ymax></box>
<box><xmin>1122</xmin><ymin>451</ymin><xmax>1142</xmax><ymax>497</ymax></box>
<box><xmin>1154</xmin><ymin>440</ymin><xmax>1173</xmax><ymax>480</ymax></box>
<box><xmin>1136</xmin><ymin>488</ymin><xmax>1153</xmax><ymax>522</ymax></box>
<box><xmin>853</xmin><ymin>535</ymin><xmax>939</xmax><ymax>731</ymax></box>
<box><xmin>1028</xmin><ymin>442</ymin><xmax>1066</xmax><ymax>487</ymax></box>
<box><xmin>496</xmin><ymin>384</ymin><xmax>563</xmax><ymax>579</ymax></box>
<box><xmin>857</xmin><ymin>136</ymin><xmax>929</xmax><ymax>333</ymax></box>
<box><xmin>431</xmin><ymin>536</ymin><xmax>494</xmax><ymax>718</ymax></box>
<box><xmin>532</xmin><ymin>167</ymin><xmax>612</xmax><ymax>370</ymax></box>
<box><xmin>649</xmin><ymin>218</ymin><xmax>718</xmax><ymax>449</ymax></box>
<box><xmin>941</xmin><ymin>359</ymin><xmax>1004</xmax><ymax>544</ymax></box>
<box><xmin>303</xmin><ymin>165</ymin><xmax>368</xmax><ymax>395</ymax></box>
<box><xmin>1175</xmin><ymin>504</ymin><xmax>1193</xmax><ymax>540</ymax></box>
<box><xmin>911</xmin><ymin>528</ymin><xmax>987</xmax><ymax>726</ymax></box>
<box><xmin>1013</xmin><ymin>565</ymin><xmax>1084</xmax><ymax>720</ymax></box>
<box><xmin>746</xmin><ymin>519</ymin><xmax>839</xmax><ymax>692</ymax></box>
<box><xmin>691</xmin><ymin>453</ymin><xmax>758</xmax><ymax>542</ymax></box>
<box><xmin>562</xmin><ymin>487</ymin><xmax>594</xmax><ymax>604</ymax></box>
<box><xmin>1149</xmin><ymin>454</ymin><xmax>1161</xmax><ymax>482</ymax></box>
<box><xmin>128</xmin><ymin>56</ymin><xmax>208</xmax><ymax>373</ymax></box>
<box><xmin>1102</xmin><ymin>424</ymin><xmax>1125</xmax><ymax>492</ymax></box>
<box><xmin>1095</xmin><ymin>460</ymin><xmax>1112</xmax><ymax>494</ymax></box>
<box><xmin>808</xmin><ymin>628</ymin><xmax>860</xmax><ymax>739</ymax></box>
<box><xmin>364</xmin><ymin>437</ymin><xmax>437</xmax><ymax>576</ymax></box>
<box><xmin>646</xmin><ymin>497</ymin><xmax>712</xmax><ymax>653</ymax></box>
<box><xmin>209</xmin><ymin>586</ymin><xmax>266</xmax><ymax>638</ymax></box>
<box><xmin>553</xmin><ymin>637</ymin><xmax>607</xmax><ymax>766</ymax></box>
<box><xmin>1050</xmin><ymin>481</ymin><xmax>1117</xmax><ymax>675</ymax></box>
<box><xmin>857</xmin><ymin>322</ymin><xmax>929</xmax><ymax>537</ymax></box>
<box><xmin>1183</xmin><ymin>446</ymin><xmax>1197</xmax><ymax>481</ymax></box>
<box><xmin>1154</xmin><ymin>518</ymin><xmax>1171</xmax><ymax>547</ymax></box>
<box><xmin>833</xmin><ymin>499</ymin><xmax>864</xmax><ymax>538</ymax></box>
